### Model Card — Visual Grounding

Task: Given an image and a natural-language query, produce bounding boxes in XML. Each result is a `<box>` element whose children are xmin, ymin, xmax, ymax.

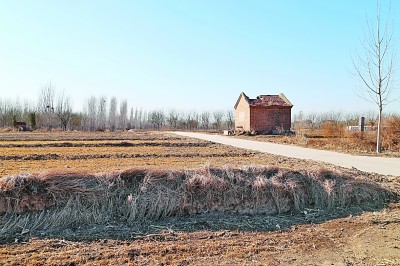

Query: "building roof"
<box><xmin>234</xmin><ymin>92</ymin><xmax>293</xmax><ymax>109</ymax></box>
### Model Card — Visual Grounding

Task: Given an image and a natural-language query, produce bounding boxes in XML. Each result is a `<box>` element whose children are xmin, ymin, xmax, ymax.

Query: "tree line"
<box><xmin>0</xmin><ymin>84</ymin><xmax>234</xmax><ymax>131</ymax></box>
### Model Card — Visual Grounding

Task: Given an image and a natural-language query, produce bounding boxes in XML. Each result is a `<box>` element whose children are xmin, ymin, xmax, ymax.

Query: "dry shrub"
<box><xmin>343</xmin><ymin>131</ymin><xmax>376</xmax><ymax>152</ymax></box>
<box><xmin>319</xmin><ymin>121</ymin><xmax>344</xmax><ymax>138</ymax></box>
<box><xmin>0</xmin><ymin>166</ymin><xmax>396</xmax><ymax>235</ymax></box>
<box><xmin>0</xmin><ymin>127</ymin><xmax>13</xmax><ymax>133</ymax></box>
<box><xmin>382</xmin><ymin>116</ymin><xmax>400</xmax><ymax>151</ymax></box>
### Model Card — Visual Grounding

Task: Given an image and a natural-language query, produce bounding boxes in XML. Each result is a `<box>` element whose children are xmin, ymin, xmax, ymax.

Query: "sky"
<box><xmin>0</xmin><ymin>0</ymin><xmax>399</xmax><ymax>115</ymax></box>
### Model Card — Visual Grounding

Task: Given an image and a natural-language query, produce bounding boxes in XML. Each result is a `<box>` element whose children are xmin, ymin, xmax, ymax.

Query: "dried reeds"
<box><xmin>0</xmin><ymin>166</ymin><xmax>396</xmax><ymax>236</ymax></box>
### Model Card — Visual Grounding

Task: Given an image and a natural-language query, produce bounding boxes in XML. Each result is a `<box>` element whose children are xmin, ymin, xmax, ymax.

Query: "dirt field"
<box><xmin>0</xmin><ymin>131</ymin><xmax>399</xmax><ymax>265</ymax></box>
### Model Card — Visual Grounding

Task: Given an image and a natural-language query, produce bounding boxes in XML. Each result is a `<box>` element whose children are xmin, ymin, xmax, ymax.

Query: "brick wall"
<box><xmin>249</xmin><ymin>107</ymin><xmax>291</xmax><ymax>133</ymax></box>
<box><xmin>235</xmin><ymin>96</ymin><xmax>251</xmax><ymax>131</ymax></box>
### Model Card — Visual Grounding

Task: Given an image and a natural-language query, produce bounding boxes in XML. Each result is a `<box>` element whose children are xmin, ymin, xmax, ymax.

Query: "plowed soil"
<box><xmin>0</xmin><ymin>131</ymin><xmax>399</xmax><ymax>265</ymax></box>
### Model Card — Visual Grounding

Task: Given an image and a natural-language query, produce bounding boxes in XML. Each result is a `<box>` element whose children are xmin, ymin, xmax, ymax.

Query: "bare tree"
<box><xmin>200</xmin><ymin>111</ymin><xmax>210</xmax><ymax>130</ymax></box>
<box><xmin>137</xmin><ymin>109</ymin><xmax>143</xmax><ymax>129</ymax></box>
<box><xmin>29</xmin><ymin>112</ymin><xmax>37</xmax><ymax>130</ymax></box>
<box><xmin>0</xmin><ymin>98</ymin><xmax>23</xmax><ymax>128</ymax></box>
<box><xmin>167</xmin><ymin>109</ymin><xmax>179</xmax><ymax>129</ymax></box>
<box><xmin>212</xmin><ymin>110</ymin><xmax>224</xmax><ymax>130</ymax></box>
<box><xmin>185</xmin><ymin>111</ymin><xmax>199</xmax><ymax>130</ymax></box>
<box><xmin>70</xmin><ymin>113</ymin><xmax>83</xmax><ymax>131</ymax></box>
<box><xmin>150</xmin><ymin>110</ymin><xmax>165</xmax><ymax>129</ymax></box>
<box><xmin>97</xmin><ymin>97</ymin><xmax>107</xmax><ymax>131</ymax></box>
<box><xmin>118</xmin><ymin>99</ymin><xmax>128</xmax><ymax>130</ymax></box>
<box><xmin>306</xmin><ymin>112</ymin><xmax>319</xmax><ymax>130</ymax></box>
<box><xmin>142</xmin><ymin>110</ymin><xmax>150</xmax><ymax>129</ymax></box>
<box><xmin>353</xmin><ymin>1</ymin><xmax>396</xmax><ymax>153</ymax></box>
<box><xmin>109</xmin><ymin>97</ymin><xmax>117</xmax><ymax>132</ymax></box>
<box><xmin>38</xmin><ymin>83</ymin><xmax>55</xmax><ymax>130</ymax></box>
<box><xmin>128</xmin><ymin>107</ymin><xmax>134</xmax><ymax>130</ymax></box>
<box><xmin>133</xmin><ymin>108</ymin><xmax>140</xmax><ymax>129</ymax></box>
<box><xmin>22</xmin><ymin>99</ymin><xmax>35</xmax><ymax>123</ymax></box>
<box><xmin>55</xmin><ymin>90</ymin><xmax>72</xmax><ymax>131</ymax></box>
<box><xmin>86</xmin><ymin>96</ymin><xmax>97</xmax><ymax>131</ymax></box>
<box><xmin>226</xmin><ymin>110</ymin><xmax>234</xmax><ymax>130</ymax></box>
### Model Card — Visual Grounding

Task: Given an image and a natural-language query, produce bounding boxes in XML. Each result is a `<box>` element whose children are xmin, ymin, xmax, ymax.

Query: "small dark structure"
<box><xmin>234</xmin><ymin>92</ymin><xmax>293</xmax><ymax>134</ymax></box>
<box><xmin>14</xmin><ymin>122</ymin><xmax>30</xmax><ymax>131</ymax></box>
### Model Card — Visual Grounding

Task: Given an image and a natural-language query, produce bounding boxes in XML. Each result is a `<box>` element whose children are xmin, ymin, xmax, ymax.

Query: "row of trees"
<box><xmin>292</xmin><ymin>110</ymin><xmax>384</xmax><ymax>130</ymax></box>
<box><xmin>0</xmin><ymin>84</ymin><xmax>235</xmax><ymax>132</ymax></box>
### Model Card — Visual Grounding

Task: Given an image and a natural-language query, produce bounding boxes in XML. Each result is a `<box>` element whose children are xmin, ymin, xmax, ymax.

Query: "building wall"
<box><xmin>234</xmin><ymin>96</ymin><xmax>251</xmax><ymax>131</ymax></box>
<box><xmin>249</xmin><ymin>107</ymin><xmax>291</xmax><ymax>133</ymax></box>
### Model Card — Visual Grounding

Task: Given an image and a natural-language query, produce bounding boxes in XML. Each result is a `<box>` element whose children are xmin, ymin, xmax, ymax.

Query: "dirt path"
<box><xmin>172</xmin><ymin>132</ymin><xmax>400</xmax><ymax>176</ymax></box>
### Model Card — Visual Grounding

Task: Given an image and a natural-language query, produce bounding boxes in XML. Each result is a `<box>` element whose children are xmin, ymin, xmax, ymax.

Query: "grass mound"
<box><xmin>0</xmin><ymin>166</ymin><xmax>396</xmax><ymax>238</ymax></box>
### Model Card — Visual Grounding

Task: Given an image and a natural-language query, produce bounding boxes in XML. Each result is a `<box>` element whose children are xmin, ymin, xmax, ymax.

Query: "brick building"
<box><xmin>234</xmin><ymin>92</ymin><xmax>293</xmax><ymax>133</ymax></box>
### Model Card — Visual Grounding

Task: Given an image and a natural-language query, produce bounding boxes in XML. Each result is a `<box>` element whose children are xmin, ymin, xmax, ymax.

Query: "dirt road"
<box><xmin>172</xmin><ymin>132</ymin><xmax>400</xmax><ymax>176</ymax></box>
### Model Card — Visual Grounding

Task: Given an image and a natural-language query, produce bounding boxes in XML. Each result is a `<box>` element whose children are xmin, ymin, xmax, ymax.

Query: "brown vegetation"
<box><xmin>1</xmin><ymin>166</ymin><xmax>393</xmax><ymax>216</ymax></box>
<box><xmin>0</xmin><ymin>131</ymin><xmax>399</xmax><ymax>265</ymax></box>
<box><xmin>242</xmin><ymin>118</ymin><xmax>400</xmax><ymax>156</ymax></box>
<box><xmin>0</xmin><ymin>131</ymin><xmax>337</xmax><ymax>177</ymax></box>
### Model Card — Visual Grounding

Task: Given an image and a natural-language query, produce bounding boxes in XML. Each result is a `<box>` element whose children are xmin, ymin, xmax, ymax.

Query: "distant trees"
<box><xmin>37</xmin><ymin>83</ymin><xmax>74</xmax><ymax>131</ymax></box>
<box><xmin>352</xmin><ymin>1</ymin><xmax>396</xmax><ymax>153</ymax></box>
<box><xmin>133</xmin><ymin>108</ymin><xmax>143</xmax><ymax>129</ymax></box>
<box><xmin>212</xmin><ymin>110</ymin><xmax>224</xmax><ymax>130</ymax></box>
<box><xmin>29</xmin><ymin>112</ymin><xmax>37</xmax><ymax>129</ymax></box>
<box><xmin>108</xmin><ymin>97</ymin><xmax>117</xmax><ymax>132</ymax></box>
<box><xmin>0</xmin><ymin>99</ymin><xmax>20</xmax><ymax>128</ymax></box>
<box><xmin>4</xmin><ymin>87</ymin><xmax>400</xmax><ymax>139</ymax></box>
<box><xmin>226</xmin><ymin>110</ymin><xmax>234</xmax><ymax>130</ymax></box>
<box><xmin>97</xmin><ymin>97</ymin><xmax>107</xmax><ymax>131</ymax></box>
<box><xmin>38</xmin><ymin>83</ymin><xmax>56</xmax><ymax>130</ymax></box>
<box><xmin>128</xmin><ymin>107</ymin><xmax>134</xmax><ymax>130</ymax></box>
<box><xmin>85</xmin><ymin>96</ymin><xmax>97</xmax><ymax>132</ymax></box>
<box><xmin>167</xmin><ymin>109</ymin><xmax>179</xmax><ymax>129</ymax></box>
<box><xmin>118</xmin><ymin>100</ymin><xmax>128</xmax><ymax>130</ymax></box>
<box><xmin>55</xmin><ymin>90</ymin><xmax>72</xmax><ymax>131</ymax></box>
<box><xmin>0</xmin><ymin>85</ymin><xmax>237</xmax><ymax>132</ymax></box>
<box><xmin>186</xmin><ymin>112</ymin><xmax>199</xmax><ymax>130</ymax></box>
<box><xmin>150</xmin><ymin>110</ymin><xmax>165</xmax><ymax>129</ymax></box>
<box><xmin>200</xmin><ymin>111</ymin><xmax>210</xmax><ymax>130</ymax></box>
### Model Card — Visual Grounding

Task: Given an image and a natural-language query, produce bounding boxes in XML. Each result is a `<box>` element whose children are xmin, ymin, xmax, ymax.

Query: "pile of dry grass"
<box><xmin>0</xmin><ymin>166</ymin><xmax>396</xmax><ymax>235</ymax></box>
<box><xmin>382</xmin><ymin>116</ymin><xmax>400</xmax><ymax>151</ymax></box>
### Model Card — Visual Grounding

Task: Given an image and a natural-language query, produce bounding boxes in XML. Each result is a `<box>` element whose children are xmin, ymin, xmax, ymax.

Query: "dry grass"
<box><xmin>0</xmin><ymin>166</ymin><xmax>395</xmax><ymax>240</ymax></box>
<box><xmin>245</xmin><ymin>129</ymin><xmax>399</xmax><ymax>156</ymax></box>
<box><xmin>0</xmin><ymin>130</ymin><xmax>180</xmax><ymax>142</ymax></box>
<box><xmin>238</xmin><ymin>117</ymin><xmax>400</xmax><ymax>156</ymax></box>
<box><xmin>0</xmin><ymin>131</ymin><xmax>336</xmax><ymax>177</ymax></box>
<box><xmin>0</xmin><ymin>131</ymin><xmax>399</xmax><ymax>265</ymax></box>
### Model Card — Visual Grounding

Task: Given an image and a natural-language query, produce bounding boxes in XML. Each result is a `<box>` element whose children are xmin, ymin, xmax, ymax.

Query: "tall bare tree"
<box><xmin>109</xmin><ymin>97</ymin><xmax>117</xmax><ymax>132</ymax></box>
<box><xmin>212</xmin><ymin>110</ymin><xmax>224</xmax><ymax>130</ymax></box>
<box><xmin>55</xmin><ymin>90</ymin><xmax>72</xmax><ymax>131</ymax></box>
<box><xmin>150</xmin><ymin>110</ymin><xmax>165</xmax><ymax>129</ymax></box>
<box><xmin>0</xmin><ymin>98</ymin><xmax>23</xmax><ymax>128</ymax></box>
<box><xmin>353</xmin><ymin>1</ymin><xmax>396</xmax><ymax>153</ymax></box>
<box><xmin>97</xmin><ymin>96</ymin><xmax>107</xmax><ymax>131</ymax></box>
<box><xmin>128</xmin><ymin>107</ymin><xmax>134</xmax><ymax>130</ymax></box>
<box><xmin>200</xmin><ymin>111</ymin><xmax>210</xmax><ymax>130</ymax></box>
<box><xmin>167</xmin><ymin>109</ymin><xmax>179</xmax><ymax>129</ymax></box>
<box><xmin>185</xmin><ymin>111</ymin><xmax>199</xmax><ymax>130</ymax></box>
<box><xmin>226</xmin><ymin>110</ymin><xmax>234</xmax><ymax>130</ymax></box>
<box><xmin>38</xmin><ymin>83</ymin><xmax>55</xmax><ymax>130</ymax></box>
<box><xmin>86</xmin><ymin>96</ymin><xmax>97</xmax><ymax>132</ymax></box>
<box><xmin>118</xmin><ymin>99</ymin><xmax>128</xmax><ymax>130</ymax></box>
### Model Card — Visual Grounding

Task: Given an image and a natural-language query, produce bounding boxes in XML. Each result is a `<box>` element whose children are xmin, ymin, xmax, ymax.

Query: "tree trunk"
<box><xmin>376</xmin><ymin>106</ymin><xmax>382</xmax><ymax>153</ymax></box>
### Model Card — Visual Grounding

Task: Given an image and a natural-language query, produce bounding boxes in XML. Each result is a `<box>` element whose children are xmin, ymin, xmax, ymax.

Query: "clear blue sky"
<box><xmin>0</xmin><ymin>1</ymin><xmax>399</xmax><ymax>114</ymax></box>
